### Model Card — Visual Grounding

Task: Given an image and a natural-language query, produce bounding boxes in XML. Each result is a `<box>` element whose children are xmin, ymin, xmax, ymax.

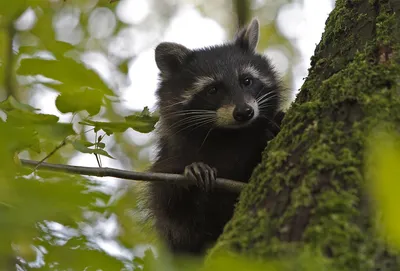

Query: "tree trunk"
<box><xmin>208</xmin><ymin>0</ymin><xmax>400</xmax><ymax>270</ymax></box>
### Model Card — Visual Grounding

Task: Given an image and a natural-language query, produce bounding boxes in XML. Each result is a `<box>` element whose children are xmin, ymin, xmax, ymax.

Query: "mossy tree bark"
<box><xmin>209</xmin><ymin>0</ymin><xmax>400</xmax><ymax>270</ymax></box>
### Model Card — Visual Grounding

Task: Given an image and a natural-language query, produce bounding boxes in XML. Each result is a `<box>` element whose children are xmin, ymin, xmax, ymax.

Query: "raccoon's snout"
<box><xmin>216</xmin><ymin>101</ymin><xmax>258</xmax><ymax>127</ymax></box>
<box><xmin>233</xmin><ymin>105</ymin><xmax>254</xmax><ymax>122</ymax></box>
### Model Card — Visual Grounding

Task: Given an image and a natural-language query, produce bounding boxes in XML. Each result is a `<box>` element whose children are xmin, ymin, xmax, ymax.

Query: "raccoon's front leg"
<box><xmin>184</xmin><ymin>162</ymin><xmax>218</xmax><ymax>192</ymax></box>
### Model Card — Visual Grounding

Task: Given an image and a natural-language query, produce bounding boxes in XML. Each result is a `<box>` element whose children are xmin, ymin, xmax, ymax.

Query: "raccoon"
<box><xmin>146</xmin><ymin>18</ymin><xmax>287</xmax><ymax>256</ymax></box>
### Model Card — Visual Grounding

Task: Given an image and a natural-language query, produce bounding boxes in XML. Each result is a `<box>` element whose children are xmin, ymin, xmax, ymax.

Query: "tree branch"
<box><xmin>20</xmin><ymin>159</ymin><xmax>245</xmax><ymax>192</ymax></box>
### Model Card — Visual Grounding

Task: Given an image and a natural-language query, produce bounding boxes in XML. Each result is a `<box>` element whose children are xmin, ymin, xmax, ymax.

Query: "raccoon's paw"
<box><xmin>184</xmin><ymin>162</ymin><xmax>217</xmax><ymax>192</ymax></box>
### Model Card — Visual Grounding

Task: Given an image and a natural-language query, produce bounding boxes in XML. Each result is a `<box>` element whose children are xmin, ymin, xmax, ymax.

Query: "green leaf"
<box><xmin>17</xmin><ymin>57</ymin><xmax>114</xmax><ymax>96</ymax></box>
<box><xmin>0</xmin><ymin>0</ymin><xmax>26</xmax><ymax>23</ymax></box>
<box><xmin>367</xmin><ymin>132</ymin><xmax>400</xmax><ymax>249</ymax></box>
<box><xmin>35</xmin><ymin>122</ymin><xmax>76</xmax><ymax>140</ymax></box>
<box><xmin>79</xmin><ymin>107</ymin><xmax>159</xmax><ymax>135</ymax></box>
<box><xmin>0</xmin><ymin>30</ymin><xmax>7</xmax><ymax>91</ymax></box>
<box><xmin>118</xmin><ymin>60</ymin><xmax>130</xmax><ymax>75</ymax></box>
<box><xmin>96</xmin><ymin>142</ymin><xmax>105</xmax><ymax>149</ymax></box>
<box><xmin>18</xmin><ymin>45</ymin><xmax>39</xmax><ymax>55</ymax></box>
<box><xmin>71</xmin><ymin>139</ymin><xmax>114</xmax><ymax>159</ymax></box>
<box><xmin>0</xmin><ymin>97</ymin><xmax>59</xmax><ymax>128</ymax></box>
<box><xmin>39</xmin><ymin>242</ymin><xmax>126</xmax><ymax>271</ymax></box>
<box><xmin>2</xmin><ymin>124</ymin><xmax>40</xmax><ymax>153</ymax></box>
<box><xmin>55</xmin><ymin>88</ymin><xmax>104</xmax><ymax>116</ymax></box>
<box><xmin>79</xmin><ymin>120</ymin><xmax>129</xmax><ymax>135</ymax></box>
<box><xmin>0</xmin><ymin>95</ymin><xmax>38</xmax><ymax>112</ymax></box>
<box><xmin>29</xmin><ymin>8</ymin><xmax>76</xmax><ymax>57</ymax></box>
<box><xmin>50</xmin><ymin>40</ymin><xmax>75</xmax><ymax>55</ymax></box>
<box><xmin>6</xmin><ymin>110</ymin><xmax>59</xmax><ymax>125</ymax></box>
<box><xmin>77</xmin><ymin>140</ymin><xmax>95</xmax><ymax>147</ymax></box>
<box><xmin>0</xmin><ymin>121</ymin><xmax>40</xmax><ymax>180</ymax></box>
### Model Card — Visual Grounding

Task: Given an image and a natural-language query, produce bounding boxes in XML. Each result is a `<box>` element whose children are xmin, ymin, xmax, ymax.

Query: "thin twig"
<box><xmin>34</xmin><ymin>140</ymin><xmax>67</xmax><ymax>170</ymax></box>
<box><xmin>94</xmin><ymin>131</ymin><xmax>102</xmax><ymax>168</ymax></box>
<box><xmin>20</xmin><ymin>159</ymin><xmax>245</xmax><ymax>193</ymax></box>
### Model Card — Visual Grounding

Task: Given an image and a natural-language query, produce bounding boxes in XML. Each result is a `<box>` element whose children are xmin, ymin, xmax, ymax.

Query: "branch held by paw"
<box><xmin>20</xmin><ymin>159</ymin><xmax>245</xmax><ymax>192</ymax></box>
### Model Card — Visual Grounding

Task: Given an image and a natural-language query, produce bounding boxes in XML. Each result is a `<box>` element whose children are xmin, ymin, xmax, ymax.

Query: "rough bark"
<box><xmin>208</xmin><ymin>0</ymin><xmax>400</xmax><ymax>270</ymax></box>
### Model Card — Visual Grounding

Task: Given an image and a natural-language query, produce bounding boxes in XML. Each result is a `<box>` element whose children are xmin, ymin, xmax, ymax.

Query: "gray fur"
<box><xmin>146</xmin><ymin>18</ymin><xmax>286</xmax><ymax>257</ymax></box>
<box><xmin>234</xmin><ymin>18</ymin><xmax>260</xmax><ymax>52</ymax></box>
<box><xmin>155</xmin><ymin>42</ymin><xmax>191</xmax><ymax>76</ymax></box>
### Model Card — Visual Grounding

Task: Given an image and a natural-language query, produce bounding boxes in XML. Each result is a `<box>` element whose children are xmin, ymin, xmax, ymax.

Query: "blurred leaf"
<box><xmin>0</xmin><ymin>0</ymin><xmax>25</xmax><ymax>22</ymax></box>
<box><xmin>0</xmin><ymin>0</ymin><xmax>51</xmax><ymax>24</ymax></box>
<box><xmin>41</xmin><ymin>242</ymin><xmax>127</xmax><ymax>270</ymax></box>
<box><xmin>118</xmin><ymin>60</ymin><xmax>130</xmax><ymax>75</ymax></box>
<box><xmin>35</xmin><ymin>122</ymin><xmax>76</xmax><ymax>140</ymax></box>
<box><xmin>204</xmin><ymin>254</ymin><xmax>278</xmax><ymax>271</ymax></box>
<box><xmin>80</xmin><ymin>107</ymin><xmax>159</xmax><ymax>135</ymax></box>
<box><xmin>368</xmin><ymin>132</ymin><xmax>400</xmax><ymax>249</ymax></box>
<box><xmin>1</xmin><ymin>175</ymin><xmax>91</xmax><ymax>228</ymax></box>
<box><xmin>55</xmin><ymin>88</ymin><xmax>104</xmax><ymax>115</ymax></box>
<box><xmin>0</xmin><ymin>95</ymin><xmax>38</xmax><ymax>112</ymax></box>
<box><xmin>17</xmin><ymin>57</ymin><xmax>114</xmax><ymax>96</ymax></box>
<box><xmin>96</xmin><ymin>142</ymin><xmax>106</xmax><ymax>148</ymax></box>
<box><xmin>49</xmin><ymin>40</ymin><xmax>75</xmax><ymax>55</ymax></box>
<box><xmin>0</xmin><ymin>96</ymin><xmax>59</xmax><ymax>126</ymax></box>
<box><xmin>18</xmin><ymin>45</ymin><xmax>40</xmax><ymax>55</ymax></box>
<box><xmin>29</xmin><ymin>7</ymin><xmax>77</xmax><ymax>57</ymax></box>
<box><xmin>0</xmin><ymin>30</ymin><xmax>6</xmax><ymax>89</ymax></box>
<box><xmin>71</xmin><ymin>139</ymin><xmax>114</xmax><ymax>159</ymax></box>
<box><xmin>6</xmin><ymin>110</ymin><xmax>59</xmax><ymax>125</ymax></box>
<box><xmin>0</xmin><ymin>121</ymin><xmax>40</xmax><ymax>153</ymax></box>
<box><xmin>142</xmin><ymin>249</ymin><xmax>157</xmax><ymax>271</ymax></box>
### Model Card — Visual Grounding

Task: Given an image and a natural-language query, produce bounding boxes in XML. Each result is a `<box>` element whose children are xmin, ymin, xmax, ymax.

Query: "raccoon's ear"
<box><xmin>155</xmin><ymin>42</ymin><xmax>191</xmax><ymax>76</ymax></box>
<box><xmin>233</xmin><ymin>18</ymin><xmax>259</xmax><ymax>52</ymax></box>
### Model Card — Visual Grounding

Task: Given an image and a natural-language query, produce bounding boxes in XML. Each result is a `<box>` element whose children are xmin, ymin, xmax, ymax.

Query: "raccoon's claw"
<box><xmin>184</xmin><ymin>162</ymin><xmax>217</xmax><ymax>192</ymax></box>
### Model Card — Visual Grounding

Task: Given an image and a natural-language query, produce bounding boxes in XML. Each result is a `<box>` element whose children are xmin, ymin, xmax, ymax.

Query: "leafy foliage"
<box><xmin>0</xmin><ymin>0</ymin><xmax>161</xmax><ymax>269</ymax></box>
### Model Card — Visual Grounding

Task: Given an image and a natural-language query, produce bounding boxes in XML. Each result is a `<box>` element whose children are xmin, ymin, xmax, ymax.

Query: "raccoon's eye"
<box><xmin>207</xmin><ymin>86</ymin><xmax>218</xmax><ymax>95</ymax></box>
<box><xmin>241</xmin><ymin>77</ymin><xmax>253</xmax><ymax>87</ymax></box>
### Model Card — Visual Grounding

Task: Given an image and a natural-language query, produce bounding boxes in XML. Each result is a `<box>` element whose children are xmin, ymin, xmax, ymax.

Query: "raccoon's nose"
<box><xmin>233</xmin><ymin>105</ymin><xmax>254</xmax><ymax>122</ymax></box>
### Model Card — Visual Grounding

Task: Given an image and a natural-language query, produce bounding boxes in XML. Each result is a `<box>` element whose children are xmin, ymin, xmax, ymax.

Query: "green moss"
<box><xmin>209</xmin><ymin>0</ymin><xmax>400</xmax><ymax>270</ymax></box>
<box><xmin>376</xmin><ymin>11</ymin><xmax>396</xmax><ymax>45</ymax></box>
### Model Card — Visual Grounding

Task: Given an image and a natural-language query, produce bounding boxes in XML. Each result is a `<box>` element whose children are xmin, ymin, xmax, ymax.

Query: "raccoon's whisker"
<box><xmin>165</xmin><ymin>116</ymin><xmax>206</xmax><ymax>130</ymax></box>
<box><xmin>161</xmin><ymin>110</ymin><xmax>215</xmax><ymax>119</ymax></box>
<box><xmin>255</xmin><ymin>90</ymin><xmax>274</xmax><ymax>101</ymax></box>
<box><xmin>162</xmin><ymin>100</ymin><xmax>186</xmax><ymax>109</ymax></box>
<box><xmin>184</xmin><ymin>119</ymin><xmax>216</xmax><ymax>136</ymax></box>
<box><xmin>170</xmin><ymin>114</ymin><xmax>215</xmax><ymax>125</ymax></box>
<box><xmin>162</xmin><ymin>113</ymin><xmax>215</xmax><ymax>122</ymax></box>
<box><xmin>168</xmin><ymin>115</ymin><xmax>216</xmax><ymax>131</ymax></box>
<box><xmin>162</xmin><ymin>113</ymin><xmax>215</xmax><ymax>120</ymax></box>
<box><xmin>257</xmin><ymin>95</ymin><xmax>278</xmax><ymax>107</ymax></box>
<box><xmin>256</xmin><ymin>91</ymin><xmax>277</xmax><ymax>103</ymax></box>
<box><xmin>259</xmin><ymin>115</ymin><xmax>281</xmax><ymax>130</ymax></box>
<box><xmin>199</xmin><ymin>128</ymin><xmax>213</xmax><ymax>151</ymax></box>
<box><xmin>168</xmin><ymin>110</ymin><xmax>216</xmax><ymax>116</ymax></box>
<box><xmin>258</xmin><ymin>100</ymin><xmax>277</xmax><ymax>109</ymax></box>
<box><xmin>258</xmin><ymin>106</ymin><xmax>275</xmax><ymax>113</ymax></box>
<box><xmin>169</xmin><ymin>117</ymin><xmax>216</xmax><ymax>138</ymax></box>
<box><xmin>255</xmin><ymin>88</ymin><xmax>265</xmax><ymax>100</ymax></box>
<box><xmin>168</xmin><ymin>117</ymin><xmax>209</xmax><ymax>131</ymax></box>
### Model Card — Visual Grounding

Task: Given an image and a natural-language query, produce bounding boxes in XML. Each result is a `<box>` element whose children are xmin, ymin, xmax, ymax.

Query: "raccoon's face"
<box><xmin>155</xmin><ymin>19</ymin><xmax>282</xmax><ymax>132</ymax></box>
